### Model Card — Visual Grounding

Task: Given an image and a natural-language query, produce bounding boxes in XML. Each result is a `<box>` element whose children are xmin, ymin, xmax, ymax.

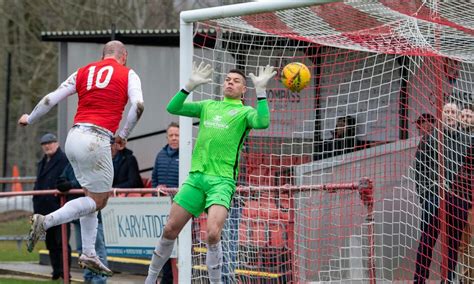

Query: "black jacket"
<box><xmin>33</xmin><ymin>147</ymin><xmax>69</xmax><ymax>215</ymax></box>
<box><xmin>452</xmin><ymin>134</ymin><xmax>473</xmax><ymax>201</ymax></box>
<box><xmin>112</xmin><ymin>148</ymin><xmax>143</xmax><ymax>188</ymax></box>
<box><xmin>313</xmin><ymin>136</ymin><xmax>364</xmax><ymax>160</ymax></box>
<box><xmin>414</xmin><ymin>128</ymin><xmax>467</xmax><ymax>197</ymax></box>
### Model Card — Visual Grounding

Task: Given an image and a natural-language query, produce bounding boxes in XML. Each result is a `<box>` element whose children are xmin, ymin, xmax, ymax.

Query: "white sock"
<box><xmin>80</xmin><ymin>211</ymin><xmax>98</xmax><ymax>257</ymax></box>
<box><xmin>145</xmin><ymin>237</ymin><xmax>175</xmax><ymax>284</ymax></box>
<box><xmin>206</xmin><ymin>242</ymin><xmax>223</xmax><ymax>283</ymax></box>
<box><xmin>44</xmin><ymin>196</ymin><xmax>96</xmax><ymax>230</ymax></box>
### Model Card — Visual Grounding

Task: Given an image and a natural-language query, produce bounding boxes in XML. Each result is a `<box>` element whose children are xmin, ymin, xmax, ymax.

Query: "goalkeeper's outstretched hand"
<box><xmin>249</xmin><ymin>65</ymin><xmax>277</xmax><ymax>99</ymax></box>
<box><xmin>185</xmin><ymin>61</ymin><xmax>214</xmax><ymax>92</ymax></box>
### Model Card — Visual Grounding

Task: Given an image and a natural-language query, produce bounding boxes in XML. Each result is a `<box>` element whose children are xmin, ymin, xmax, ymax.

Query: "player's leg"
<box><xmin>203</xmin><ymin>175</ymin><xmax>235</xmax><ymax>284</ymax></box>
<box><xmin>206</xmin><ymin>205</ymin><xmax>228</xmax><ymax>284</ymax></box>
<box><xmin>145</xmin><ymin>203</ymin><xmax>194</xmax><ymax>284</ymax></box>
<box><xmin>92</xmin><ymin>216</ymin><xmax>109</xmax><ymax>282</ymax></box>
<box><xmin>66</xmin><ymin>125</ymin><xmax>113</xmax><ymax>276</ymax></box>
<box><xmin>146</xmin><ymin>174</ymin><xmax>205</xmax><ymax>284</ymax></box>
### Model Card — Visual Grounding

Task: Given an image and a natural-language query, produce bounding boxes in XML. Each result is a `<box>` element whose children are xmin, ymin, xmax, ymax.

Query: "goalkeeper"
<box><xmin>145</xmin><ymin>62</ymin><xmax>276</xmax><ymax>284</ymax></box>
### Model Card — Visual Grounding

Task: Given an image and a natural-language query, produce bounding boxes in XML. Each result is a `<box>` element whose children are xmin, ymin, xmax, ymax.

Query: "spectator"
<box><xmin>150</xmin><ymin>122</ymin><xmax>179</xmax><ymax>283</ymax></box>
<box><xmin>415</xmin><ymin>113</ymin><xmax>436</xmax><ymax>137</ymax></box>
<box><xmin>151</xmin><ymin>122</ymin><xmax>179</xmax><ymax>190</ymax></box>
<box><xmin>455</xmin><ymin>105</ymin><xmax>474</xmax><ymax>282</ymax></box>
<box><xmin>459</xmin><ymin>107</ymin><xmax>473</xmax><ymax>134</ymax></box>
<box><xmin>111</xmin><ymin>141</ymin><xmax>144</xmax><ymax>189</ymax></box>
<box><xmin>56</xmin><ymin>164</ymin><xmax>109</xmax><ymax>284</ymax></box>
<box><xmin>315</xmin><ymin>115</ymin><xmax>362</xmax><ymax>160</ymax></box>
<box><xmin>33</xmin><ymin>133</ymin><xmax>71</xmax><ymax>280</ymax></box>
<box><xmin>413</xmin><ymin>103</ymin><xmax>468</xmax><ymax>283</ymax></box>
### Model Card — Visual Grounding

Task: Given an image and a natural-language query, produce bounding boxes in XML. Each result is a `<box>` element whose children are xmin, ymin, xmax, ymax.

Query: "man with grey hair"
<box><xmin>34</xmin><ymin>133</ymin><xmax>71</xmax><ymax>280</ymax></box>
<box><xmin>18</xmin><ymin>40</ymin><xmax>144</xmax><ymax>276</ymax></box>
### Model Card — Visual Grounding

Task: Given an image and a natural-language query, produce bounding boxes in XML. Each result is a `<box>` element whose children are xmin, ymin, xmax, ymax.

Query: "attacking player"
<box><xmin>18</xmin><ymin>40</ymin><xmax>144</xmax><ymax>276</ymax></box>
<box><xmin>145</xmin><ymin>62</ymin><xmax>276</xmax><ymax>283</ymax></box>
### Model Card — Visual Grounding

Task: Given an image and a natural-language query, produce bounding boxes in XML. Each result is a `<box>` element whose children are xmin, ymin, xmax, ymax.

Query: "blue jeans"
<box><xmin>73</xmin><ymin>217</ymin><xmax>108</xmax><ymax>284</ymax></box>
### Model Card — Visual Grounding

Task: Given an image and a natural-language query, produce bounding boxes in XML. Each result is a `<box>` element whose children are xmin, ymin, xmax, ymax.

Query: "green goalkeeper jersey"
<box><xmin>167</xmin><ymin>89</ymin><xmax>270</xmax><ymax>180</ymax></box>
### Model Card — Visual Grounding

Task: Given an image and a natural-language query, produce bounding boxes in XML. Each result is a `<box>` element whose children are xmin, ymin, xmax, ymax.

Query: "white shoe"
<box><xmin>78</xmin><ymin>254</ymin><xmax>113</xmax><ymax>276</ymax></box>
<box><xmin>26</xmin><ymin>214</ymin><xmax>46</xmax><ymax>252</ymax></box>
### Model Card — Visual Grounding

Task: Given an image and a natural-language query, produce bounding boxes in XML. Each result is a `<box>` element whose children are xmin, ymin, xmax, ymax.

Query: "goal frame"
<box><xmin>178</xmin><ymin>1</ymin><xmax>341</xmax><ymax>282</ymax></box>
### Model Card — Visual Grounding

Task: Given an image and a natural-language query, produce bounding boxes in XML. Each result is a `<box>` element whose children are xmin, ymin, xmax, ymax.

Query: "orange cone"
<box><xmin>11</xmin><ymin>165</ymin><xmax>22</xmax><ymax>192</ymax></box>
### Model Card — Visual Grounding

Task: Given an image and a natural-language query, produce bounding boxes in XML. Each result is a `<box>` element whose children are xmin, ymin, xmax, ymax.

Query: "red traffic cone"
<box><xmin>11</xmin><ymin>165</ymin><xmax>22</xmax><ymax>192</ymax></box>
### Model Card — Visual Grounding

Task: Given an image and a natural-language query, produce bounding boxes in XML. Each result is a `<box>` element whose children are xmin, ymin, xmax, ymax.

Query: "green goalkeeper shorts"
<box><xmin>173</xmin><ymin>172</ymin><xmax>236</xmax><ymax>217</ymax></box>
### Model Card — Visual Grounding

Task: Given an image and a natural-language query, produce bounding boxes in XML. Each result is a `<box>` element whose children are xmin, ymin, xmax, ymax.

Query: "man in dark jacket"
<box><xmin>413</xmin><ymin>103</ymin><xmax>469</xmax><ymax>283</ymax></box>
<box><xmin>33</xmin><ymin>133</ymin><xmax>71</xmax><ymax>280</ymax></box>
<box><xmin>151</xmin><ymin>122</ymin><xmax>179</xmax><ymax>284</ymax></box>
<box><xmin>111</xmin><ymin>142</ymin><xmax>143</xmax><ymax>189</ymax></box>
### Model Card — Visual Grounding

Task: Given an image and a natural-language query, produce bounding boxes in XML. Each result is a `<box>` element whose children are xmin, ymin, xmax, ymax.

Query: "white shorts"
<box><xmin>65</xmin><ymin>124</ymin><xmax>114</xmax><ymax>193</ymax></box>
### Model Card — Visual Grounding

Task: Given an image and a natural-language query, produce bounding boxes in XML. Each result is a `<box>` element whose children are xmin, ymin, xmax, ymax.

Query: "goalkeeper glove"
<box><xmin>249</xmin><ymin>65</ymin><xmax>277</xmax><ymax>99</ymax></box>
<box><xmin>184</xmin><ymin>61</ymin><xmax>213</xmax><ymax>92</ymax></box>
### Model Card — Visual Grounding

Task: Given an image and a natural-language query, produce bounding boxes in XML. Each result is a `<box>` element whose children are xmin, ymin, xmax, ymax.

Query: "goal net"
<box><xmin>182</xmin><ymin>1</ymin><xmax>474</xmax><ymax>282</ymax></box>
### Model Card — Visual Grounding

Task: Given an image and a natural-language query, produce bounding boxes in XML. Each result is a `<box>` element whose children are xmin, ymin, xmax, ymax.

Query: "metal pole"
<box><xmin>60</xmin><ymin>194</ymin><xmax>70</xmax><ymax>284</ymax></box>
<box><xmin>3</xmin><ymin>52</ymin><xmax>12</xmax><ymax>191</ymax></box>
<box><xmin>180</xmin><ymin>0</ymin><xmax>339</xmax><ymax>23</ymax></box>
<box><xmin>398</xmin><ymin>56</ymin><xmax>409</xmax><ymax>140</ymax></box>
<box><xmin>177</xmin><ymin>16</ymin><xmax>193</xmax><ymax>283</ymax></box>
<box><xmin>111</xmin><ymin>23</ymin><xmax>116</xmax><ymax>40</ymax></box>
<box><xmin>57</xmin><ymin>42</ymin><xmax>68</xmax><ymax>148</ymax></box>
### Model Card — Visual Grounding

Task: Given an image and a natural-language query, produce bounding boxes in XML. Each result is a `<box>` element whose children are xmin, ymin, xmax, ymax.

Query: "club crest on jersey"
<box><xmin>204</xmin><ymin>115</ymin><xmax>229</xmax><ymax>129</ymax></box>
<box><xmin>228</xmin><ymin>109</ymin><xmax>238</xmax><ymax>116</ymax></box>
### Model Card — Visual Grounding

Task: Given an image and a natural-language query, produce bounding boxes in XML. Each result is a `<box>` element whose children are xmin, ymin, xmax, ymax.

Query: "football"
<box><xmin>281</xmin><ymin>62</ymin><xmax>311</xmax><ymax>92</ymax></box>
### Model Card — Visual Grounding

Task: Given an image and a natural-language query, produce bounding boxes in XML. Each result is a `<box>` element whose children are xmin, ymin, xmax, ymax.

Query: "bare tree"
<box><xmin>0</xmin><ymin>0</ymin><xmax>245</xmax><ymax>182</ymax></box>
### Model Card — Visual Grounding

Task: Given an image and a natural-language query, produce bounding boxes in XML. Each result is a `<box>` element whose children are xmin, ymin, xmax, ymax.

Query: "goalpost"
<box><xmin>178</xmin><ymin>1</ymin><xmax>474</xmax><ymax>282</ymax></box>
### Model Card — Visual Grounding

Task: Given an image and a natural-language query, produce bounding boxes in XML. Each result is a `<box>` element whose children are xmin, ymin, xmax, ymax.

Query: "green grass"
<box><xmin>0</xmin><ymin>240</ymin><xmax>45</xmax><ymax>261</ymax></box>
<box><xmin>0</xmin><ymin>217</ymin><xmax>45</xmax><ymax>261</ymax></box>
<box><xmin>0</xmin><ymin>277</ymin><xmax>60</xmax><ymax>283</ymax></box>
<box><xmin>0</xmin><ymin>218</ymin><xmax>30</xmax><ymax>235</ymax></box>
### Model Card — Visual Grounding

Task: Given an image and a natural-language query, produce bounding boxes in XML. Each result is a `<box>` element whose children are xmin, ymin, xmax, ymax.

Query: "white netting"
<box><xmin>186</xmin><ymin>1</ymin><xmax>473</xmax><ymax>282</ymax></box>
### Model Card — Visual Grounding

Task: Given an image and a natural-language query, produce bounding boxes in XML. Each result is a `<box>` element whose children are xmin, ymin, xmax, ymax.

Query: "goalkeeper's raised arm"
<box><xmin>247</xmin><ymin>65</ymin><xmax>276</xmax><ymax>129</ymax></box>
<box><xmin>166</xmin><ymin>61</ymin><xmax>213</xmax><ymax>117</ymax></box>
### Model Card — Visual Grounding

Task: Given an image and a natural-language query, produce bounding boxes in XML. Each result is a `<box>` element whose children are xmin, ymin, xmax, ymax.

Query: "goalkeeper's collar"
<box><xmin>223</xmin><ymin>97</ymin><xmax>243</xmax><ymax>105</ymax></box>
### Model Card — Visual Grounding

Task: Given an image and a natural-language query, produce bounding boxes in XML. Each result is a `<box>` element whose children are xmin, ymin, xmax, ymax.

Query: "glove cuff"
<box><xmin>185</xmin><ymin>81</ymin><xmax>195</xmax><ymax>92</ymax></box>
<box><xmin>181</xmin><ymin>87</ymin><xmax>191</xmax><ymax>94</ymax></box>
<box><xmin>256</xmin><ymin>89</ymin><xmax>267</xmax><ymax>99</ymax></box>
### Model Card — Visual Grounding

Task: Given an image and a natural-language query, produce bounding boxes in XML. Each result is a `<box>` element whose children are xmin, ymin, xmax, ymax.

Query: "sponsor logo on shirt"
<box><xmin>204</xmin><ymin>115</ymin><xmax>229</xmax><ymax>129</ymax></box>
